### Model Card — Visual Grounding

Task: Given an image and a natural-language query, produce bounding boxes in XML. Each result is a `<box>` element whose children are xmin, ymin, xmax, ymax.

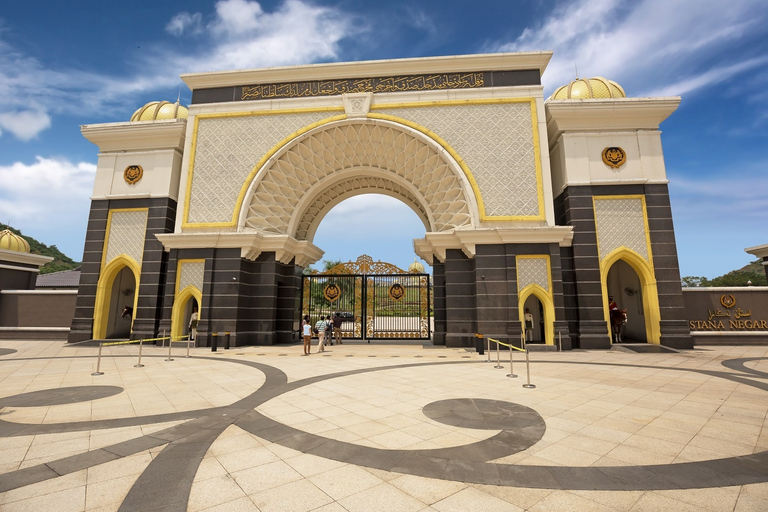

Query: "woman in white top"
<box><xmin>302</xmin><ymin>315</ymin><xmax>312</xmax><ymax>355</ymax></box>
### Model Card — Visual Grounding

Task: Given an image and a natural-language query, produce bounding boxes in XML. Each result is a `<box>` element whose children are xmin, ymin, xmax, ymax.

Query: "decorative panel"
<box><xmin>517</xmin><ymin>257</ymin><xmax>549</xmax><ymax>292</ymax></box>
<box><xmin>178</xmin><ymin>260</ymin><xmax>205</xmax><ymax>293</ymax></box>
<box><xmin>188</xmin><ymin>111</ymin><xmax>334</xmax><ymax>224</ymax></box>
<box><xmin>376</xmin><ymin>102</ymin><xmax>539</xmax><ymax>217</ymax></box>
<box><xmin>105</xmin><ymin>210</ymin><xmax>148</xmax><ymax>266</ymax></box>
<box><xmin>245</xmin><ymin>121</ymin><xmax>472</xmax><ymax>237</ymax></box>
<box><xmin>594</xmin><ymin>198</ymin><xmax>649</xmax><ymax>261</ymax></box>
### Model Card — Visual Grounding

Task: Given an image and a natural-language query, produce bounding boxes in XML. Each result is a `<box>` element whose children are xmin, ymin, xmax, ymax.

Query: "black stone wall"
<box><xmin>436</xmin><ymin>244</ymin><xmax>570</xmax><ymax>349</ymax></box>
<box><xmin>68</xmin><ymin>198</ymin><xmax>176</xmax><ymax>343</ymax></box>
<box><xmin>554</xmin><ymin>184</ymin><xmax>692</xmax><ymax>349</ymax></box>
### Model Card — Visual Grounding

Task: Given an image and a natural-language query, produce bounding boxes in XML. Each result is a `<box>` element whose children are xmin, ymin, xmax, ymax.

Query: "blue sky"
<box><xmin>0</xmin><ymin>0</ymin><xmax>766</xmax><ymax>277</ymax></box>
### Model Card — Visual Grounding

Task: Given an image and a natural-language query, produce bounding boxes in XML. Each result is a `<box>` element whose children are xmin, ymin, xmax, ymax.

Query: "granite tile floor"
<box><xmin>0</xmin><ymin>339</ymin><xmax>767</xmax><ymax>511</ymax></box>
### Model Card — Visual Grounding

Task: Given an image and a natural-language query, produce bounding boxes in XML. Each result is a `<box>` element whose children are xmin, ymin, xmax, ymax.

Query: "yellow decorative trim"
<box><xmin>171</xmin><ymin>285</ymin><xmax>203</xmax><ymax>340</ymax></box>
<box><xmin>369</xmin><ymin>98</ymin><xmax>545</xmax><ymax>221</ymax></box>
<box><xmin>599</xmin><ymin>247</ymin><xmax>662</xmax><ymax>344</ymax></box>
<box><xmin>592</xmin><ymin>195</ymin><xmax>654</xmax><ymax>268</ymax></box>
<box><xmin>93</xmin><ymin>255</ymin><xmax>141</xmax><ymax>340</ymax></box>
<box><xmin>516</xmin><ymin>255</ymin><xmax>555</xmax><ymax>345</ymax></box>
<box><xmin>101</xmin><ymin>208</ymin><xmax>149</xmax><ymax>270</ymax></box>
<box><xmin>182</xmin><ymin>107</ymin><xmax>346</xmax><ymax>228</ymax></box>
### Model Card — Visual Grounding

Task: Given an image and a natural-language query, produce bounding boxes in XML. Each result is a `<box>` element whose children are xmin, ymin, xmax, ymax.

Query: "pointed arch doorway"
<box><xmin>606</xmin><ymin>259</ymin><xmax>649</xmax><ymax>343</ymax></box>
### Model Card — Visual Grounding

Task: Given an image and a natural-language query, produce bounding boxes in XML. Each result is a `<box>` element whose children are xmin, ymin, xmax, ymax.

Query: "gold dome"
<box><xmin>130</xmin><ymin>101</ymin><xmax>188</xmax><ymax>122</ymax></box>
<box><xmin>551</xmin><ymin>77</ymin><xmax>626</xmax><ymax>100</ymax></box>
<box><xmin>0</xmin><ymin>229</ymin><xmax>30</xmax><ymax>253</ymax></box>
<box><xmin>408</xmin><ymin>258</ymin><xmax>425</xmax><ymax>273</ymax></box>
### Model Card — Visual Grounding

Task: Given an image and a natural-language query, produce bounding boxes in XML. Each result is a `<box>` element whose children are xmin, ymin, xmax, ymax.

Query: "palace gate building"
<box><xmin>68</xmin><ymin>51</ymin><xmax>693</xmax><ymax>350</ymax></box>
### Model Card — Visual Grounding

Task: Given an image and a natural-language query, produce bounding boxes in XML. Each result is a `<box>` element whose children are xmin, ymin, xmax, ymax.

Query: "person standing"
<box><xmin>315</xmin><ymin>316</ymin><xmax>328</xmax><ymax>352</ymax></box>
<box><xmin>302</xmin><ymin>315</ymin><xmax>312</xmax><ymax>355</ymax></box>
<box><xmin>332</xmin><ymin>312</ymin><xmax>343</xmax><ymax>345</ymax></box>
<box><xmin>189</xmin><ymin>305</ymin><xmax>198</xmax><ymax>341</ymax></box>
<box><xmin>324</xmin><ymin>315</ymin><xmax>333</xmax><ymax>347</ymax></box>
<box><xmin>524</xmin><ymin>308</ymin><xmax>534</xmax><ymax>342</ymax></box>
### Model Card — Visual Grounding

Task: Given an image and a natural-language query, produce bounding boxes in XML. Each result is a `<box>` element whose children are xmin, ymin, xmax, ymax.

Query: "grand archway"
<box><xmin>239</xmin><ymin>118</ymin><xmax>478</xmax><ymax>240</ymax></box>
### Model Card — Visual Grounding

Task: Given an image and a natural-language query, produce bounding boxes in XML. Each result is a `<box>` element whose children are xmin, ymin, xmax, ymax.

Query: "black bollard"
<box><xmin>224</xmin><ymin>331</ymin><xmax>230</xmax><ymax>350</ymax></box>
<box><xmin>211</xmin><ymin>332</ymin><xmax>218</xmax><ymax>352</ymax></box>
<box><xmin>475</xmin><ymin>334</ymin><xmax>484</xmax><ymax>355</ymax></box>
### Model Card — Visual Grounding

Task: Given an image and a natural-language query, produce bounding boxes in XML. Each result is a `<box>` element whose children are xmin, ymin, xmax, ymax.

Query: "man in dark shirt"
<box><xmin>332</xmin><ymin>312</ymin><xmax>344</xmax><ymax>345</ymax></box>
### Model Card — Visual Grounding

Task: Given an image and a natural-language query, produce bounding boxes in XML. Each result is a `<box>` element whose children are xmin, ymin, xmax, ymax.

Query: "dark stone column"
<box><xmin>132</xmin><ymin>198</ymin><xmax>176</xmax><ymax>340</ymax></box>
<box><xmin>68</xmin><ymin>200</ymin><xmax>109</xmax><ymax>342</ymax></box>
<box><xmin>645</xmin><ymin>184</ymin><xmax>693</xmax><ymax>349</ymax></box>
<box><xmin>555</xmin><ymin>186</ymin><xmax>611</xmax><ymax>349</ymax></box>
<box><xmin>432</xmin><ymin>261</ymin><xmax>446</xmax><ymax>345</ymax></box>
<box><xmin>443</xmin><ymin>249</ymin><xmax>477</xmax><ymax>347</ymax></box>
<box><xmin>474</xmin><ymin>244</ymin><xmax>510</xmax><ymax>343</ymax></box>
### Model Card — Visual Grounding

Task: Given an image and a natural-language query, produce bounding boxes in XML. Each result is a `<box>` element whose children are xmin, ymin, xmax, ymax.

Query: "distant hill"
<box><xmin>682</xmin><ymin>259</ymin><xmax>767</xmax><ymax>287</ymax></box>
<box><xmin>0</xmin><ymin>224</ymin><xmax>80</xmax><ymax>274</ymax></box>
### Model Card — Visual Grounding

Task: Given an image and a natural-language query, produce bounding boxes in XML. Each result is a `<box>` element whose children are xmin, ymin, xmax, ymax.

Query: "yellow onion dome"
<box><xmin>550</xmin><ymin>77</ymin><xmax>626</xmax><ymax>100</ymax></box>
<box><xmin>0</xmin><ymin>229</ymin><xmax>30</xmax><ymax>253</ymax></box>
<box><xmin>130</xmin><ymin>100</ymin><xmax>188</xmax><ymax>122</ymax></box>
<box><xmin>408</xmin><ymin>258</ymin><xmax>425</xmax><ymax>273</ymax></box>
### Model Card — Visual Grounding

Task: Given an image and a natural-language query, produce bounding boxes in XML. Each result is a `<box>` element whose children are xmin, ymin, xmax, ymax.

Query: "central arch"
<box><xmin>240</xmin><ymin>118</ymin><xmax>478</xmax><ymax>240</ymax></box>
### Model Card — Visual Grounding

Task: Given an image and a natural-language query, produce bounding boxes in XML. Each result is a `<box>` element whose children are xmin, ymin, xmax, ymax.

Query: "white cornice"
<box><xmin>545</xmin><ymin>97</ymin><xmax>681</xmax><ymax>144</ymax></box>
<box><xmin>745</xmin><ymin>244</ymin><xmax>768</xmax><ymax>260</ymax></box>
<box><xmin>414</xmin><ymin>226</ymin><xmax>574</xmax><ymax>265</ymax></box>
<box><xmin>181</xmin><ymin>52</ymin><xmax>552</xmax><ymax>90</ymax></box>
<box><xmin>0</xmin><ymin>249</ymin><xmax>53</xmax><ymax>268</ymax></box>
<box><xmin>155</xmin><ymin>231</ymin><xmax>324</xmax><ymax>267</ymax></box>
<box><xmin>81</xmin><ymin>119</ymin><xmax>187</xmax><ymax>153</ymax></box>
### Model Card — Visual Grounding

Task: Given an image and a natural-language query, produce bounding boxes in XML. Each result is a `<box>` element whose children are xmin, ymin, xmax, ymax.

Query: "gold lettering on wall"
<box><xmin>241</xmin><ymin>73</ymin><xmax>485</xmax><ymax>100</ymax></box>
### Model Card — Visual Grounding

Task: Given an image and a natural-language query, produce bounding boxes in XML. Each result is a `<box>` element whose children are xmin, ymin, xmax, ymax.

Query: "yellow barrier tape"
<box><xmin>102</xmin><ymin>336</ymin><xmax>176</xmax><ymax>347</ymax></box>
<box><xmin>487</xmin><ymin>337</ymin><xmax>525</xmax><ymax>352</ymax></box>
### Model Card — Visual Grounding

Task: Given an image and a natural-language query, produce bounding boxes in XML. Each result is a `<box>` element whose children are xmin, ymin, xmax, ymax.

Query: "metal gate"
<box><xmin>301</xmin><ymin>255</ymin><xmax>431</xmax><ymax>341</ymax></box>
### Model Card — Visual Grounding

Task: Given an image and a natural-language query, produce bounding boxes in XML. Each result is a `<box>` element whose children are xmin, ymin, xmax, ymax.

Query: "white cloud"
<box><xmin>0</xmin><ymin>109</ymin><xmax>51</xmax><ymax>140</ymax></box>
<box><xmin>166</xmin><ymin>12</ymin><xmax>203</xmax><ymax>36</ymax></box>
<box><xmin>0</xmin><ymin>0</ymin><xmax>359</xmax><ymax>140</ymax></box>
<box><xmin>0</xmin><ymin>157</ymin><xmax>95</xmax><ymax>257</ymax></box>
<box><xmin>496</xmin><ymin>0</ymin><xmax>768</xmax><ymax>97</ymax></box>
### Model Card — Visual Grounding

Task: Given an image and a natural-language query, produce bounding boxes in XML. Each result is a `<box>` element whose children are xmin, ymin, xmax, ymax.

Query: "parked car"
<box><xmin>338</xmin><ymin>311</ymin><xmax>354</xmax><ymax>321</ymax></box>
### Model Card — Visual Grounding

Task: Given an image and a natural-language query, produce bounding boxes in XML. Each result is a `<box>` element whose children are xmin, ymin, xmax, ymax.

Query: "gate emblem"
<box><xmin>602</xmin><ymin>147</ymin><xmax>626</xmax><ymax>168</ymax></box>
<box><xmin>324</xmin><ymin>284</ymin><xmax>341</xmax><ymax>302</ymax></box>
<box><xmin>389</xmin><ymin>283</ymin><xmax>405</xmax><ymax>301</ymax></box>
<box><xmin>720</xmin><ymin>294</ymin><xmax>735</xmax><ymax>309</ymax></box>
<box><xmin>123</xmin><ymin>165</ymin><xmax>143</xmax><ymax>184</ymax></box>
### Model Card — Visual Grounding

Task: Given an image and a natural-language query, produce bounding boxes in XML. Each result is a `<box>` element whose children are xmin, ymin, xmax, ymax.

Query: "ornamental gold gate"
<box><xmin>301</xmin><ymin>255</ymin><xmax>431</xmax><ymax>341</ymax></box>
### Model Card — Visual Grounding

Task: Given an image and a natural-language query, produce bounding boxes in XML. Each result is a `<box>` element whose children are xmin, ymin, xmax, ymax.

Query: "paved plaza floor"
<box><xmin>0</xmin><ymin>339</ymin><xmax>767</xmax><ymax>511</ymax></box>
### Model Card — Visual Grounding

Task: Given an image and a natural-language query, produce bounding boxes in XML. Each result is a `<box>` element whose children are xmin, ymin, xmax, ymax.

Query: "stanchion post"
<box><xmin>162</xmin><ymin>329</ymin><xmax>166</xmax><ymax>347</ymax></box>
<box><xmin>165</xmin><ymin>335</ymin><xmax>174</xmax><ymax>361</ymax></box>
<box><xmin>558</xmin><ymin>331</ymin><xmax>562</xmax><ymax>352</ymax></box>
<box><xmin>522</xmin><ymin>346</ymin><xmax>536</xmax><ymax>388</ymax></box>
<box><xmin>494</xmin><ymin>339</ymin><xmax>503</xmax><ymax>369</ymax></box>
<box><xmin>92</xmin><ymin>343</ymin><xmax>105</xmax><ymax>376</ymax></box>
<box><xmin>134</xmin><ymin>338</ymin><xmax>144</xmax><ymax>368</ymax></box>
<box><xmin>486</xmin><ymin>335</ymin><xmax>491</xmax><ymax>363</ymax></box>
<box><xmin>507</xmin><ymin>343</ymin><xmax>517</xmax><ymax>378</ymax></box>
<box><xmin>185</xmin><ymin>334</ymin><xmax>191</xmax><ymax>358</ymax></box>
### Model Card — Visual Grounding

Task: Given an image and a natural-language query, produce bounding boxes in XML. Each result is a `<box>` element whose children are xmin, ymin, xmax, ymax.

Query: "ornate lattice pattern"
<box><xmin>296</xmin><ymin>178</ymin><xmax>427</xmax><ymax>239</ymax></box>
<box><xmin>105</xmin><ymin>210</ymin><xmax>147</xmax><ymax>266</ymax></box>
<box><xmin>188</xmin><ymin>112</ymin><xmax>334</xmax><ymax>224</ymax></box>
<box><xmin>178</xmin><ymin>260</ymin><xmax>205</xmax><ymax>293</ymax></box>
<box><xmin>376</xmin><ymin>102</ymin><xmax>539</xmax><ymax>217</ymax></box>
<box><xmin>594</xmin><ymin>198</ymin><xmax>649</xmax><ymax>261</ymax></box>
<box><xmin>517</xmin><ymin>257</ymin><xmax>549</xmax><ymax>292</ymax></box>
<box><xmin>244</xmin><ymin>121</ymin><xmax>471</xmax><ymax>237</ymax></box>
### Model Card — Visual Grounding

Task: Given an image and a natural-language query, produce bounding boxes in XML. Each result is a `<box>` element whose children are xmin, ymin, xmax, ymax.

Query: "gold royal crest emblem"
<box><xmin>324</xmin><ymin>283</ymin><xmax>341</xmax><ymax>302</ymax></box>
<box><xmin>720</xmin><ymin>294</ymin><xmax>735</xmax><ymax>309</ymax></box>
<box><xmin>389</xmin><ymin>283</ymin><xmax>405</xmax><ymax>301</ymax></box>
<box><xmin>124</xmin><ymin>165</ymin><xmax>144</xmax><ymax>184</ymax></box>
<box><xmin>602</xmin><ymin>147</ymin><xmax>626</xmax><ymax>169</ymax></box>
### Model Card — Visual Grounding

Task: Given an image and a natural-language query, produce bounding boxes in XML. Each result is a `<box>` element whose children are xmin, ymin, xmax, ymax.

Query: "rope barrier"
<box><xmin>485</xmin><ymin>337</ymin><xmax>535</xmax><ymax>388</ymax></box>
<box><xmin>93</xmin><ymin>334</ymin><xmax>194</xmax><ymax>375</ymax></box>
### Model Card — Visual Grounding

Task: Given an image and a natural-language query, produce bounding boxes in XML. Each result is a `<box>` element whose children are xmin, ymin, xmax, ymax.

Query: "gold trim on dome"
<box><xmin>124</xmin><ymin>165</ymin><xmax>144</xmax><ymax>184</ymax></box>
<box><xmin>602</xmin><ymin>147</ymin><xmax>626</xmax><ymax>169</ymax></box>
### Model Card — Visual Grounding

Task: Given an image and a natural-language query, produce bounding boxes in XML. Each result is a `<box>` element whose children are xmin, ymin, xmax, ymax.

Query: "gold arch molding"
<box><xmin>239</xmin><ymin>118</ymin><xmax>479</xmax><ymax>239</ymax></box>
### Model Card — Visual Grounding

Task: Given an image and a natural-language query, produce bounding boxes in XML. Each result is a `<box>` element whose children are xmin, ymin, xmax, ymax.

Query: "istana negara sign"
<box><xmin>683</xmin><ymin>288</ymin><xmax>768</xmax><ymax>340</ymax></box>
